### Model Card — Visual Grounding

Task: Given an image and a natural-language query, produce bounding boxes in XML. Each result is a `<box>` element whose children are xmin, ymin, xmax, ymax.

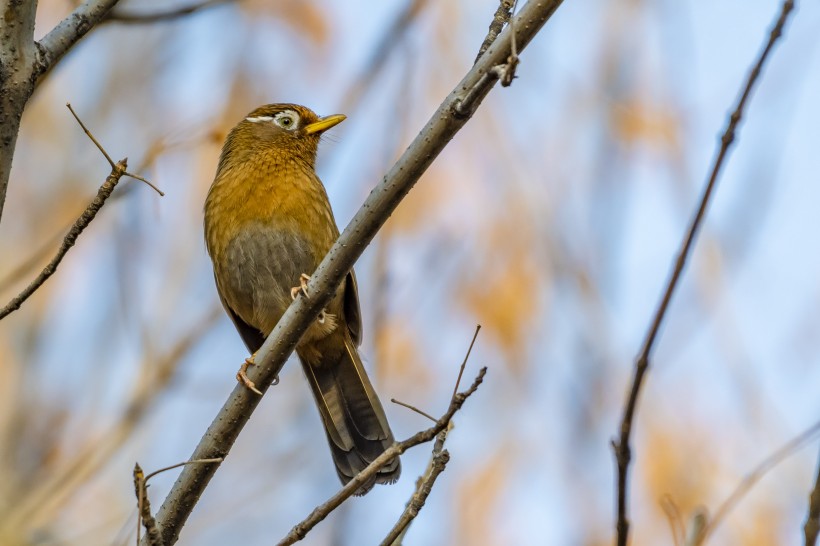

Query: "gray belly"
<box><xmin>215</xmin><ymin>224</ymin><xmax>318</xmax><ymax>334</ymax></box>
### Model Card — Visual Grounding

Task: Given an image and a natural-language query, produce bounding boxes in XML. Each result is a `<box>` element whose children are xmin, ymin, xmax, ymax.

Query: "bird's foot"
<box><xmin>290</xmin><ymin>273</ymin><xmax>312</xmax><ymax>300</ymax></box>
<box><xmin>236</xmin><ymin>353</ymin><xmax>263</xmax><ymax>396</ymax></box>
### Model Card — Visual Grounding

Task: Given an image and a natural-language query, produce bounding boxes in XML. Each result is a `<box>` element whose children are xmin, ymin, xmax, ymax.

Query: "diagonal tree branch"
<box><xmin>611</xmin><ymin>2</ymin><xmax>796</xmax><ymax>545</ymax></box>
<box><xmin>35</xmin><ymin>0</ymin><xmax>122</xmax><ymax>80</ymax></box>
<box><xmin>144</xmin><ymin>1</ymin><xmax>565</xmax><ymax>544</ymax></box>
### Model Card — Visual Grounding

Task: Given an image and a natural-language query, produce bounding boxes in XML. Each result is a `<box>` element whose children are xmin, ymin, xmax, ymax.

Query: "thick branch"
<box><xmin>611</xmin><ymin>2</ymin><xmax>796</xmax><ymax>545</ymax></box>
<box><xmin>145</xmin><ymin>1</ymin><xmax>564</xmax><ymax>544</ymax></box>
<box><xmin>36</xmin><ymin>0</ymin><xmax>121</xmax><ymax>80</ymax></box>
<box><xmin>0</xmin><ymin>0</ymin><xmax>38</xmax><ymax>223</ymax></box>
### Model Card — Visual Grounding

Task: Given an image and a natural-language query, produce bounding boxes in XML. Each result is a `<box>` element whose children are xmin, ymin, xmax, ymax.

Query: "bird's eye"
<box><xmin>274</xmin><ymin>111</ymin><xmax>299</xmax><ymax>131</ymax></box>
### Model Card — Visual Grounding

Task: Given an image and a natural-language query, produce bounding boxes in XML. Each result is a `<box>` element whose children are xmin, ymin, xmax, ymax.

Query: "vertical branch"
<box><xmin>611</xmin><ymin>2</ymin><xmax>796</xmax><ymax>545</ymax></box>
<box><xmin>0</xmin><ymin>0</ymin><xmax>38</xmax><ymax>222</ymax></box>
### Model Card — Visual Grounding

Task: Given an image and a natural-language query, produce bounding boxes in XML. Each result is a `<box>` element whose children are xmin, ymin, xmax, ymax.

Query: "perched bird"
<box><xmin>204</xmin><ymin>104</ymin><xmax>400</xmax><ymax>492</ymax></box>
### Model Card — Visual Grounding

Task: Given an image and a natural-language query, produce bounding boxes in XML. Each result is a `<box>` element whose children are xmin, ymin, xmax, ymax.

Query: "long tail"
<box><xmin>299</xmin><ymin>331</ymin><xmax>400</xmax><ymax>494</ymax></box>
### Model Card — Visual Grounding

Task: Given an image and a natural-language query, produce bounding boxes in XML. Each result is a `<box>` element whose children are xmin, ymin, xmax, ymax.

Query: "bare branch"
<box><xmin>144</xmin><ymin>2</ymin><xmax>563</xmax><ymax>543</ymax></box>
<box><xmin>381</xmin><ymin>427</ymin><xmax>452</xmax><ymax>546</ymax></box>
<box><xmin>133</xmin><ymin>464</ymin><xmax>162</xmax><ymax>546</ymax></box>
<box><xmin>390</xmin><ymin>398</ymin><xmax>438</xmax><ymax>423</ymax></box>
<box><xmin>0</xmin><ymin>0</ymin><xmax>38</xmax><ymax>222</ymax></box>
<box><xmin>611</xmin><ymin>2</ymin><xmax>796</xmax><ymax>544</ymax></box>
<box><xmin>36</xmin><ymin>0</ymin><xmax>122</xmax><ymax>80</ymax></box>
<box><xmin>475</xmin><ymin>0</ymin><xmax>514</xmax><ymax>64</ymax></box>
<box><xmin>278</xmin><ymin>368</ymin><xmax>486</xmax><ymax>546</ymax></box>
<box><xmin>0</xmin><ymin>106</ymin><xmax>162</xmax><ymax>321</ymax></box>
<box><xmin>453</xmin><ymin>324</ymin><xmax>481</xmax><ymax>399</ymax></box>
<box><xmin>105</xmin><ymin>0</ymin><xmax>234</xmax><ymax>25</ymax></box>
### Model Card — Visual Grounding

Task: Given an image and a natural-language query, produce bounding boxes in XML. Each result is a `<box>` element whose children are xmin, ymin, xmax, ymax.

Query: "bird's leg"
<box><xmin>236</xmin><ymin>353</ymin><xmax>263</xmax><ymax>396</ymax></box>
<box><xmin>290</xmin><ymin>273</ymin><xmax>336</xmax><ymax>328</ymax></box>
<box><xmin>290</xmin><ymin>273</ymin><xmax>312</xmax><ymax>300</ymax></box>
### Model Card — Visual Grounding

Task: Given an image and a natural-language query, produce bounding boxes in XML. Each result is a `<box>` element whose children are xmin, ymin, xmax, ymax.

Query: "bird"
<box><xmin>203</xmin><ymin>103</ymin><xmax>400</xmax><ymax>493</ymax></box>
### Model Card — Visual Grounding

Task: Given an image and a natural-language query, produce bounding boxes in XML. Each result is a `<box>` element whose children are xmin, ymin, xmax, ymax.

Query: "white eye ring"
<box><xmin>273</xmin><ymin>110</ymin><xmax>299</xmax><ymax>131</ymax></box>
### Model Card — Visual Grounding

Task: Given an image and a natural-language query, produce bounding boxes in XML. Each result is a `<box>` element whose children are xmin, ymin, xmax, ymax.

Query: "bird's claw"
<box><xmin>236</xmin><ymin>354</ymin><xmax>263</xmax><ymax>396</ymax></box>
<box><xmin>290</xmin><ymin>273</ymin><xmax>312</xmax><ymax>300</ymax></box>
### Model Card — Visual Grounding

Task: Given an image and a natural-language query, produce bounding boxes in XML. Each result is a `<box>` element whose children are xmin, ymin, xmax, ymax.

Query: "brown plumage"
<box><xmin>204</xmin><ymin>104</ymin><xmax>400</xmax><ymax>493</ymax></box>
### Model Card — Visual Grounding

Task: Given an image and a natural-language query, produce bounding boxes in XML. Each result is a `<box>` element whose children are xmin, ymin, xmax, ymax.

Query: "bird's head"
<box><xmin>220</xmin><ymin>103</ymin><xmax>345</xmax><ymax>169</ymax></box>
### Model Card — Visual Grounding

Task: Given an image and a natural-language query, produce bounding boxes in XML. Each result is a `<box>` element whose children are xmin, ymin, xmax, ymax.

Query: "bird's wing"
<box><xmin>344</xmin><ymin>270</ymin><xmax>362</xmax><ymax>346</ymax></box>
<box><xmin>215</xmin><ymin>274</ymin><xmax>266</xmax><ymax>353</ymax></box>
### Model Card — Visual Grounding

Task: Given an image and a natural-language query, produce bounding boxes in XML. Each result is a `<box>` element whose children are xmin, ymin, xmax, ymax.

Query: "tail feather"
<box><xmin>299</xmin><ymin>332</ymin><xmax>400</xmax><ymax>494</ymax></box>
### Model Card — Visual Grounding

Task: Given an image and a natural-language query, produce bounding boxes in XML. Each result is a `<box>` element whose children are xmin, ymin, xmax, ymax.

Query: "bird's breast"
<box><xmin>204</xmin><ymin>155</ymin><xmax>340</xmax><ymax>333</ymax></box>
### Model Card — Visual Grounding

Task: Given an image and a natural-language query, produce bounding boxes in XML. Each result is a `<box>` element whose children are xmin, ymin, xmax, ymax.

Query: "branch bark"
<box><xmin>144</xmin><ymin>1</ymin><xmax>565</xmax><ymax>543</ymax></box>
<box><xmin>0</xmin><ymin>0</ymin><xmax>39</xmax><ymax>223</ymax></box>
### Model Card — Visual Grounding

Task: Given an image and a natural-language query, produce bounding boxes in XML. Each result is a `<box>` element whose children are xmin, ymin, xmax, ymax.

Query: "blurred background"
<box><xmin>1</xmin><ymin>0</ymin><xmax>819</xmax><ymax>544</ymax></box>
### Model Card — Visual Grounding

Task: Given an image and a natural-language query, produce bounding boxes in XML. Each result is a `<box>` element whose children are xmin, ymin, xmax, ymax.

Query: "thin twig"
<box><xmin>105</xmin><ymin>0</ymin><xmax>232</xmax><ymax>24</ymax></box>
<box><xmin>453</xmin><ymin>324</ymin><xmax>481</xmax><ymax>399</ymax></box>
<box><xmin>144</xmin><ymin>458</ymin><xmax>224</xmax><ymax>484</ymax></box>
<box><xmin>133</xmin><ymin>464</ymin><xmax>161</xmax><ymax>546</ymax></box>
<box><xmin>381</xmin><ymin>426</ymin><xmax>452</xmax><ymax>546</ymax></box>
<box><xmin>804</xmin><ymin>447</ymin><xmax>820</xmax><ymax>546</ymax></box>
<box><xmin>277</xmin><ymin>368</ymin><xmax>486</xmax><ymax>546</ymax></box>
<box><xmin>67</xmin><ymin>104</ymin><xmax>164</xmax><ymax>195</ymax></box>
<box><xmin>391</xmin><ymin>398</ymin><xmax>437</xmax><ymax>423</ymax></box>
<box><xmin>0</xmin><ymin>106</ymin><xmax>162</xmax><ymax>320</ymax></box>
<box><xmin>701</xmin><ymin>418</ymin><xmax>820</xmax><ymax>542</ymax></box>
<box><xmin>611</xmin><ymin>2</ymin><xmax>795</xmax><ymax>545</ymax></box>
<box><xmin>66</xmin><ymin>103</ymin><xmax>115</xmax><ymax>167</ymax></box>
<box><xmin>474</xmin><ymin>0</ymin><xmax>514</xmax><ymax>64</ymax></box>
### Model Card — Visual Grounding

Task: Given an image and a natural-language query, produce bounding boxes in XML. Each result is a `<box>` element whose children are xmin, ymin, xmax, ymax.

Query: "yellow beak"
<box><xmin>304</xmin><ymin>114</ymin><xmax>346</xmax><ymax>135</ymax></box>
